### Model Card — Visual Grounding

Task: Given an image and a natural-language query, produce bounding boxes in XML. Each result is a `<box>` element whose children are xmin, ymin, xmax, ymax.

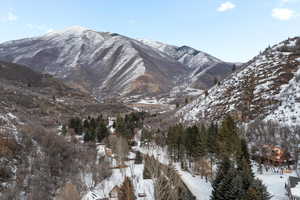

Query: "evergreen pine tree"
<box><xmin>96</xmin><ymin>120</ymin><xmax>108</xmax><ymax>142</ymax></box>
<box><xmin>83</xmin><ymin>119</ymin><xmax>90</xmax><ymax>132</ymax></box>
<box><xmin>185</xmin><ymin>98</ymin><xmax>189</xmax><ymax>104</ymax></box>
<box><xmin>184</xmin><ymin>126</ymin><xmax>196</xmax><ymax>158</ymax></box>
<box><xmin>84</xmin><ymin>129</ymin><xmax>96</xmax><ymax>142</ymax></box>
<box><xmin>217</xmin><ymin>115</ymin><xmax>238</xmax><ymax>158</ymax></box>
<box><xmin>237</xmin><ymin>139</ymin><xmax>255</xmax><ymax>192</ymax></box>
<box><xmin>239</xmin><ymin>158</ymin><xmax>255</xmax><ymax>191</ymax></box>
<box><xmin>90</xmin><ymin>118</ymin><xmax>97</xmax><ymax>131</ymax></box>
<box><xmin>216</xmin><ymin>167</ymin><xmax>237</xmax><ymax>200</ymax></box>
<box><xmin>90</xmin><ymin>128</ymin><xmax>96</xmax><ymax>141</ymax></box>
<box><xmin>70</xmin><ymin>117</ymin><xmax>83</xmax><ymax>135</ymax></box>
<box><xmin>83</xmin><ymin>132</ymin><xmax>90</xmax><ymax>142</ymax></box>
<box><xmin>77</xmin><ymin>121</ymin><xmax>83</xmax><ymax>135</ymax></box>
<box><xmin>194</xmin><ymin>124</ymin><xmax>207</xmax><ymax>159</ymax></box>
<box><xmin>245</xmin><ymin>179</ymin><xmax>271</xmax><ymax>200</ymax></box>
<box><xmin>238</xmin><ymin>138</ymin><xmax>251</xmax><ymax>166</ymax></box>
<box><xmin>229</xmin><ymin>173</ymin><xmax>246</xmax><ymax>199</ymax></box>
<box><xmin>207</xmin><ymin>122</ymin><xmax>218</xmax><ymax>155</ymax></box>
<box><xmin>211</xmin><ymin>157</ymin><xmax>232</xmax><ymax>200</ymax></box>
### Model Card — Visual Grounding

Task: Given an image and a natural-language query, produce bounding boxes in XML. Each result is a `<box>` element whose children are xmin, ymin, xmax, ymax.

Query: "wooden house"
<box><xmin>260</xmin><ymin>145</ymin><xmax>293</xmax><ymax>165</ymax></box>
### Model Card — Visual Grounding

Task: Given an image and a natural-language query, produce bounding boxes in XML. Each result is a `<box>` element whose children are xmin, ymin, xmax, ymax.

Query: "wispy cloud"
<box><xmin>217</xmin><ymin>2</ymin><xmax>236</xmax><ymax>12</ymax></box>
<box><xmin>1</xmin><ymin>11</ymin><xmax>18</xmax><ymax>22</ymax></box>
<box><xmin>7</xmin><ymin>11</ymin><xmax>17</xmax><ymax>21</ymax></box>
<box><xmin>272</xmin><ymin>8</ymin><xmax>296</xmax><ymax>20</ymax></box>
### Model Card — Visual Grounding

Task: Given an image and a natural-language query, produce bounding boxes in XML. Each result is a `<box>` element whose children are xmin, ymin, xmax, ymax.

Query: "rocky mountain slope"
<box><xmin>138</xmin><ymin>39</ymin><xmax>235</xmax><ymax>89</ymax></box>
<box><xmin>0</xmin><ymin>61</ymin><xmax>131</xmax><ymax>130</ymax></box>
<box><xmin>178</xmin><ymin>37</ymin><xmax>300</xmax><ymax>127</ymax></box>
<box><xmin>0</xmin><ymin>61</ymin><xmax>132</xmax><ymax>194</ymax></box>
<box><xmin>0</xmin><ymin>26</ymin><xmax>233</xmax><ymax>99</ymax></box>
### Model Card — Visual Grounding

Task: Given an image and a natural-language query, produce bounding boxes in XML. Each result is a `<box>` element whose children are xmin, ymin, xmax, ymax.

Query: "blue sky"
<box><xmin>0</xmin><ymin>0</ymin><xmax>299</xmax><ymax>62</ymax></box>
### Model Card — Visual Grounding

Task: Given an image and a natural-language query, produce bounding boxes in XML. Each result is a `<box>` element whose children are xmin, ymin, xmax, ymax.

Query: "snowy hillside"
<box><xmin>0</xmin><ymin>26</ymin><xmax>188</xmax><ymax>99</ymax></box>
<box><xmin>0</xmin><ymin>26</ymin><xmax>239</xmax><ymax>99</ymax></box>
<box><xmin>138</xmin><ymin>39</ymin><xmax>235</xmax><ymax>89</ymax></box>
<box><xmin>138</xmin><ymin>38</ymin><xmax>222</xmax><ymax>69</ymax></box>
<box><xmin>178</xmin><ymin>37</ymin><xmax>300</xmax><ymax>126</ymax></box>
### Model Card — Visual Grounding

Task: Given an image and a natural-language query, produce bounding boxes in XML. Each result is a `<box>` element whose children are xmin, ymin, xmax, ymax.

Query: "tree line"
<box><xmin>164</xmin><ymin>115</ymin><xmax>271</xmax><ymax>200</ymax></box>
<box><xmin>114</xmin><ymin>112</ymin><xmax>146</xmax><ymax>139</ymax></box>
<box><xmin>66</xmin><ymin>115</ymin><xmax>109</xmax><ymax>143</ymax></box>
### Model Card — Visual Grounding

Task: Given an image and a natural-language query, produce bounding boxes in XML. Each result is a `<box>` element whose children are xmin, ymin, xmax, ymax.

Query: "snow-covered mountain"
<box><xmin>0</xmin><ymin>26</ymin><xmax>233</xmax><ymax>99</ymax></box>
<box><xmin>0</xmin><ymin>26</ymin><xmax>189</xmax><ymax>98</ymax></box>
<box><xmin>178</xmin><ymin>37</ymin><xmax>300</xmax><ymax>127</ymax></box>
<box><xmin>138</xmin><ymin>39</ymin><xmax>235</xmax><ymax>89</ymax></box>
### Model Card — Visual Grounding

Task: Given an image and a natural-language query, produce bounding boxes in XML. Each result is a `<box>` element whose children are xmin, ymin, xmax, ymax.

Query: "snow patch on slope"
<box><xmin>137</xmin><ymin>39</ymin><xmax>176</xmax><ymax>53</ymax></box>
<box><xmin>178</xmin><ymin>37</ymin><xmax>300</xmax><ymax>124</ymax></box>
<box><xmin>0</xmin><ymin>112</ymin><xmax>21</xmax><ymax>143</ymax></box>
<box><xmin>265</xmin><ymin>64</ymin><xmax>300</xmax><ymax>127</ymax></box>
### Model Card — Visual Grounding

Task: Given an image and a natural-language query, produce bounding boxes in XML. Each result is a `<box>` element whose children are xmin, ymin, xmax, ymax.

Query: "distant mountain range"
<box><xmin>0</xmin><ymin>26</ymin><xmax>234</xmax><ymax>99</ymax></box>
<box><xmin>178</xmin><ymin>37</ymin><xmax>300</xmax><ymax>126</ymax></box>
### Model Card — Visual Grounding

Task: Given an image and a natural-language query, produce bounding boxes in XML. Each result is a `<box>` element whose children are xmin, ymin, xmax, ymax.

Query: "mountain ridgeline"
<box><xmin>0</xmin><ymin>26</ymin><xmax>234</xmax><ymax>99</ymax></box>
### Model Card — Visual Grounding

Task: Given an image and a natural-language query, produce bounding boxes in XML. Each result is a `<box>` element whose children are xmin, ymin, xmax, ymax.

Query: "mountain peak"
<box><xmin>48</xmin><ymin>26</ymin><xmax>90</xmax><ymax>36</ymax></box>
<box><xmin>65</xmin><ymin>25</ymin><xmax>89</xmax><ymax>32</ymax></box>
<box><xmin>137</xmin><ymin>38</ymin><xmax>177</xmax><ymax>52</ymax></box>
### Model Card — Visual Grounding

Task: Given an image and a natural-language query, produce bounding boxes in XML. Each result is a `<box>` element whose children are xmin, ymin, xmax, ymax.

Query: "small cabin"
<box><xmin>286</xmin><ymin>176</ymin><xmax>300</xmax><ymax>200</ymax></box>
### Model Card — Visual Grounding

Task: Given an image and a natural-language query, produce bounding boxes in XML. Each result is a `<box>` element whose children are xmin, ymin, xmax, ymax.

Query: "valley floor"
<box><xmin>254</xmin><ymin>163</ymin><xmax>296</xmax><ymax>200</ymax></box>
<box><xmin>83</xmin><ymin>155</ymin><xmax>155</xmax><ymax>200</ymax></box>
<box><xmin>82</xmin><ymin>121</ymin><xmax>296</xmax><ymax>200</ymax></box>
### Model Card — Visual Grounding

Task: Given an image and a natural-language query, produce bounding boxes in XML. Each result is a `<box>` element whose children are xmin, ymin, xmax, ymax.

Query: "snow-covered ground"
<box><xmin>83</xmin><ymin>124</ymin><xmax>154</xmax><ymax>200</ymax></box>
<box><xmin>137</xmin><ymin>98</ymin><xmax>160</xmax><ymax>105</ymax></box>
<box><xmin>176</xmin><ymin>164</ymin><xmax>212</xmax><ymax>200</ymax></box>
<box><xmin>133</xmin><ymin>131</ymin><xmax>212</xmax><ymax>200</ymax></box>
<box><xmin>136</xmin><ymin>97</ymin><xmax>176</xmax><ymax>105</ymax></box>
<box><xmin>177</xmin><ymin>37</ymin><xmax>300</xmax><ymax>125</ymax></box>
<box><xmin>265</xmin><ymin>66</ymin><xmax>300</xmax><ymax>127</ymax></box>
<box><xmin>108</xmin><ymin>117</ymin><xmax>116</xmax><ymax>133</ymax></box>
<box><xmin>291</xmin><ymin>182</ymin><xmax>300</xmax><ymax>199</ymax></box>
<box><xmin>83</xmin><ymin>160</ymin><xmax>155</xmax><ymax>200</ymax></box>
<box><xmin>0</xmin><ymin>112</ymin><xmax>22</xmax><ymax>143</ymax></box>
<box><xmin>254</xmin><ymin>163</ymin><xmax>295</xmax><ymax>200</ymax></box>
<box><xmin>84</xmin><ymin>123</ymin><xmax>296</xmax><ymax>200</ymax></box>
<box><xmin>135</xmin><ymin>129</ymin><xmax>297</xmax><ymax>200</ymax></box>
<box><xmin>170</xmin><ymin>85</ymin><xmax>203</xmax><ymax>97</ymax></box>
